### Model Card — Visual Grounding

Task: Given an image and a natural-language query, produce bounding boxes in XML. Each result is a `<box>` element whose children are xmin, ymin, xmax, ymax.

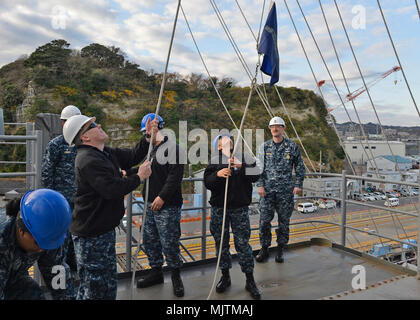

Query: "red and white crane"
<box><xmin>318</xmin><ymin>66</ymin><xmax>401</xmax><ymax>113</ymax></box>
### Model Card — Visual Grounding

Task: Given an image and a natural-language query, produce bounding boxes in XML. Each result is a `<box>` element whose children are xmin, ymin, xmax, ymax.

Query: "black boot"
<box><xmin>216</xmin><ymin>269</ymin><xmax>231</xmax><ymax>293</ymax></box>
<box><xmin>137</xmin><ymin>267</ymin><xmax>164</xmax><ymax>288</ymax></box>
<box><xmin>171</xmin><ymin>268</ymin><xmax>184</xmax><ymax>297</ymax></box>
<box><xmin>255</xmin><ymin>246</ymin><xmax>269</xmax><ymax>263</ymax></box>
<box><xmin>275</xmin><ymin>246</ymin><xmax>284</xmax><ymax>263</ymax></box>
<box><xmin>245</xmin><ymin>273</ymin><xmax>261</xmax><ymax>300</ymax></box>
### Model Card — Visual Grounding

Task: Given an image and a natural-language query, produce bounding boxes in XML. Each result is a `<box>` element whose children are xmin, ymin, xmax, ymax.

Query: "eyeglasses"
<box><xmin>82</xmin><ymin>122</ymin><xmax>97</xmax><ymax>135</ymax></box>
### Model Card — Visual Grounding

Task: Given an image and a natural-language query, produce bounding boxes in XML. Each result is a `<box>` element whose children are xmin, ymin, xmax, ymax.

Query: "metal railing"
<box><xmin>0</xmin><ymin>123</ymin><xmax>43</xmax><ymax>189</ymax></box>
<box><xmin>1</xmin><ymin>126</ymin><xmax>419</xmax><ymax>277</ymax></box>
<box><xmin>0</xmin><ymin>124</ymin><xmax>43</xmax><ymax>283</ymax></box>
<box><xmin>122</xmin><ymin>171</ymin><xmax>420</xmax><ymax>275</ymax></box>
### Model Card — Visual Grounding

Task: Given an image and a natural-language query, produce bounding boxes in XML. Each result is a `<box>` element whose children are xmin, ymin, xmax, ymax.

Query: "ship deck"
<box><xmin>116</xmin><ymin>238</ymin><xmax>418</xmax><ymax>300</ymax></box>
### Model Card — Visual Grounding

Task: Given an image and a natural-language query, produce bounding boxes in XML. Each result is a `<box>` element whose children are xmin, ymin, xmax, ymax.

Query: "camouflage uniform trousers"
<box><xmin>143</xmin><ymin>204</ymin><xmax>183</xmax><ymax>269</ymax></box>
<box><xmin>72</xmin><ymin>230</ymin><xmax>117</xmax><ymax>300</ymax></box>
<box><xmin>210</xmin><ymin>206</ymin><xmax>254</xmax><ymax>274</ymax></box>
<box><xmin>64</xmin><ymin>203</ymin><xmax>77</xmax><ymax>273</ymax></box>
<box><xmin>259</xmin><ymin>191</ymin><xmax>294</xmax><ymax>248</ymax></box>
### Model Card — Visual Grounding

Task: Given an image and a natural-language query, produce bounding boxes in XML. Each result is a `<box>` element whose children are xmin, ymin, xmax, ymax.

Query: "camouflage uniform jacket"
<box><xmin>0</xmin><ymin>217</ymin><xmax>74</xmax><ymax>300</ymax></box>
<box><xmin>256</xmin><ymin>138</ymin><xmax>305</xmax><ymax>192</ymax></box>
<box><xmin>41</xmin><ymin>135</ymin><xmax>77</xmax><ymax>206</ymax></box>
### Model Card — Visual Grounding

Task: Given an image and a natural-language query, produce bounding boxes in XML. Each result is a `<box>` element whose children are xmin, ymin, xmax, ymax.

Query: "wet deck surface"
<box><xmin>117</xmin><ymin>240</ymin><xmax>413</xmax><ymax>300</ymax></box>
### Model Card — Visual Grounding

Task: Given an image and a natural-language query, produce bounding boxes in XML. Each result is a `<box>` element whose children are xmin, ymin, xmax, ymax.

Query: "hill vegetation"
<box><xmin>0</xmin><ymin>39</ymin><xmax>345</xmax><ymax>173</ymax></box>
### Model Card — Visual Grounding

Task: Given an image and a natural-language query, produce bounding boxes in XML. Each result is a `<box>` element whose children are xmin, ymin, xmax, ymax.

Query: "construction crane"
<box><xmin>318</xmin><ymin>66</ymin><xmax>401</xmax><ymax>113</ymax></box>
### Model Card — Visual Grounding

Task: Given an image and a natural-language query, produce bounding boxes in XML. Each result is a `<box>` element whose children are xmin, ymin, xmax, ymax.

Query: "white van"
<box><xmin>384</xmin><ymin>198</ymin><xmax>399</xmax><ymax>207</ymax></box>
<box><xmin>298</xmin><ymin>202</ymin><xmax>317</xmax><ymax>213</ymax></box>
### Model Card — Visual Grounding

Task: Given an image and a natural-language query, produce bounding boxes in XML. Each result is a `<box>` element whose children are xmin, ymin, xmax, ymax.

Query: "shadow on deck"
<box><xmin>116</xmin><ymin>238</ymin><xmax>419</xmax><ymax>300</ymax></box>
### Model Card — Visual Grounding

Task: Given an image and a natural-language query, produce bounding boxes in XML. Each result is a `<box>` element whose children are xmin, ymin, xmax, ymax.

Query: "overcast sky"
<box><xmin>0</xmin><ymin>0</ymin><xmax>419</xmax><ymax>126</ymax></box>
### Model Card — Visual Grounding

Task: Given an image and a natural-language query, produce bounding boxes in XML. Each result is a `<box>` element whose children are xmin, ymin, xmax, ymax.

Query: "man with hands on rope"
<box><xmin>136</xmin><ymin>113</ymin><xmax>186</xmax><ymax>298</ymax></box>
<box><xmin>256</xmin><ymin>116</ymin><xmax>305</xmax><ymax>264</ymax></box>
<box><xmin>204</xmin><ymin>134</ymin><xmax>261</xmax><ymax>300</ymax></box>
<box><xmin>62</xmin><ymin>114</ymin><xmax>155</xmax><ymax>300</ymax></box>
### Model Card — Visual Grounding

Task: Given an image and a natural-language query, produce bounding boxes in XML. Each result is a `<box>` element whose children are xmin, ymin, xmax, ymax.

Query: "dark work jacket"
<box><xmin>71</xmin><ymin>137</ymin><xmax>149</xmax><ymax>237</ymax></box>
<box><xmin>204</xmin><ymin>152</ymin><xmax>260</xmax><ymax>210</ymax></box>
<box><xmin>141</xmin><ymin>136</ymin><xmax>184</xmax><ymax>208</ymax></box>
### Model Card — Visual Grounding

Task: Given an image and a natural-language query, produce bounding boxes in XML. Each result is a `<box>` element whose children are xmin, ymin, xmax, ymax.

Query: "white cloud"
<box><xmin>0</xmin><ymin>0</ymin><xmax>418</xmax><ymax>126</ymax></box>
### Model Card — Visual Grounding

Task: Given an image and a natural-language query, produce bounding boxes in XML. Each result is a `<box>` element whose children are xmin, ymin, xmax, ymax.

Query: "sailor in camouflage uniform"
<box><xmin>41</xmin><ymin>105</ymin><xmax>81</xmax><ymax>272</ymax></box>
<box><xmin>204</xmin><ymin>134</ymin><xmax>261</xmax><ymax>300</ymax></box>
<box><xmin>256</xmin><ymin>117</ymin><xmax>305</xmax><ymax>263</ymax></box>
<box><xmin>136</xmin><ymin>114</ymin><xmax>186</xmax><ymax>298</ymax></box>
<box><xmin>0</xmin><ymin>191</ymin><xmax>75</xmax><ymax>300</ymax></box>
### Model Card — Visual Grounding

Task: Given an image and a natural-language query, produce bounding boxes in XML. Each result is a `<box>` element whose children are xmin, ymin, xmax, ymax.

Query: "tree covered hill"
<box><xmin>0</xmin><ymin>39</ymin><xmax>344</xmax><ymax>172</ymax></box>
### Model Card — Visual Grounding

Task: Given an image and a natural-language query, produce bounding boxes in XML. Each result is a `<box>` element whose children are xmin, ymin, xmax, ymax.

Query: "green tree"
<box><xmin>24</xmin><ymin>39</ymin><xmax>71</xmax><ymax>74</ymax></box>
<box><xmin>0</xmin><ymin>83</ymin><xmax>24</xmax><ymax>121</ymax></box>
<box><xmin>81</xmin><ymin>43</ymin><xmax>125</xmax><ymax>69</ymax></box>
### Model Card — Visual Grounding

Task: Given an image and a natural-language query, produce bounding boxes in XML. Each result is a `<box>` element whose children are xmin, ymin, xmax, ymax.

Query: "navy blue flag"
<box><xmin>258</xmin><ymin>2</ymin><xmax>279</xmax><ymax>86</ymax></box>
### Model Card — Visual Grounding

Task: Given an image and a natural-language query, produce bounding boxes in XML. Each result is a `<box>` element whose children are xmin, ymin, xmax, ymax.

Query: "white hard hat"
<box><xmin>60</xmin><ymin>105</ymin><xmax>81</xmax><ymax>120</ymax></box>
<box><xmin>63</xmin><ymin>115</ymin><xmax>95</xmax><ymax>146</ymax></box>
<box><xmin>269</xmin><ymin>116</ymin><xmax>285</xmax><ymax>127</ymax></box>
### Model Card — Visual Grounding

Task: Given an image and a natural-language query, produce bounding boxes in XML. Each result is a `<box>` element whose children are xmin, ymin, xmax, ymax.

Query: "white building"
<box><xmin>343</xmin><ymin>140</ymin><xmax>405</xmax><ymax>165</ymax></box>
<box><xmin>303</xmin><ymin>177</ymin><xmax>342</xmax><ymax>199</ymax></box>
<box><xmin>363</xmin><ymin>171</ymin><xmax>402</xmax><ymax>192</ymax></box>
<box><xmin>367</xmin><ymin>155</ymin><xmax>413</xmax><ymax>172</ymax></box>
<box><xmin>363</xmin><ymin>169</ymin><xmax>418</xmax><ymax>192</ymax></box>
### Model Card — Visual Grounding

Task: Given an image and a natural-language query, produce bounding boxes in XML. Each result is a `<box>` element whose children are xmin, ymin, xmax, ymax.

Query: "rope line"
<box><xmin>130</xmin><ymin>0</ymin><xmax>182</xmax><ymax>299</ymax></box>
<box><xmin>376</xmin><ymin>0</ymin><xmax>419</xmax><ymax>118</ymax></box>
<box><xmin>282</xmin><ymin>0</ymin><xmax>355</xmax><ymax>176</ymax></box>
<box><xmin>332</xmin><ymin>0</ymin><xmax>418</xmax><ymax>250</ymax></box>
<box><xmin>236</xmin><ymin>0</ymin><xmax>315</xmax><ymax>173</ymax></box>
<box><xmin>180</xmin><ymin>4</ymin><xmax>256</xmax><ymax>158</ymax></box>
<box><xmin>316</xmin><ymin>0</ymin><xmax>410</xmax><ymax>249</ymax></box>
<box><xmin>318</xmin><ymin>0</ymin><xmax>412</xmax><ymax>253</ymax></box>
<box><xmin>206</xmin><ymin>73</ymin><xmax>258</xmax><ymax>300</ymax></box>
<box><xmin>334</xmin><ymin>0</ymin><xmax>419</xmax><ymax>215</ymax></box>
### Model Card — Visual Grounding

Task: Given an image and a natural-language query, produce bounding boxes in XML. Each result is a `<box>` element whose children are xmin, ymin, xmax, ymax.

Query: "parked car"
<box><xmin>384</xmin><ymin>198</ymin><xmax>399</xmax><ymax>207</ymax></box>
<box><xmin>363</xmin><ymin>194</ymin><xmax>376</xmax><ymax>201</ymax></box>
<box><xmin>374</xmin><ymin>192</ymin><xmax>386</xmax><ymax>200</ymax></box>
<box><xmin>391</xmin><ymin>190</ymin><xmax>402</xmax><ymax>197</ymax></box>
<box><xmin>386</xmin><ymin>192</ymin><xmax>399</xmax><ymax>198</ymax></box>
<box><xmin>297</xmin><ymin>202</ymin><xmax>318</xmax><ymax>213</ymax></box>
<box><xmin>368</xmin><ymin>193</ymin><xmax>381</xmax><ymax>200</ymax></box>
<box><xmin>399</xmin><ymin>189</ymin><xmax>409</xmax><ymax>197</ymax></box>
<box><xmin>411</xmin><ymin>190</ymin><xmax>419</xmax><ymax>196</ymax></box>
<box><xmin>318</xmin><ymin>200</ymin><xmax>337</xmax><ymax>209</ymax></box>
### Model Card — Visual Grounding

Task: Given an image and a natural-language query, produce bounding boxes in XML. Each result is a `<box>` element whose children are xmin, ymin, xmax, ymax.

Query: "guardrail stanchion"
<box><xmin>34</xmin><ymin>130</ymin><xmax>42</xmax><ymax>190</ymax></box>
<box><xmin>201</xmin><ymin>181</ymin><xmax>207</xmax><ymax>260</ymax></box>
<box><xmin>126</xmin><ymin>192</ymin><xmax>133</xmax><ymax>272</ymax></box>
<box><xmin>26</xmin><ymin>122</ymin><xmax>34</xmax><ymax>189</ymax></box>
<box><xmin>341</xmin><ymin>170</ymin><xmax>347</xmax><ymax>247</ymax></box>
<box><xmin>417</xmin><ymin>174</ymin><xmax>420</xmax><ymax>279</ymax></box>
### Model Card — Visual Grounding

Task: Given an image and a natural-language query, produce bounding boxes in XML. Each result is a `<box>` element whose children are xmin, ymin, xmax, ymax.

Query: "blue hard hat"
<box><xmin>20</xmin><ymin>189</ymin><xmax>72</xmax><ymax>250</ymax></box>
<box><xmin>140</xmin><ymin>113</ymin><xmax>165</xmax><ymax>132</ymax></box>
<box><xmin>212</xmin><ymin>134</ymin><xmax>233</xmax><ymax>151</ymax></box>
